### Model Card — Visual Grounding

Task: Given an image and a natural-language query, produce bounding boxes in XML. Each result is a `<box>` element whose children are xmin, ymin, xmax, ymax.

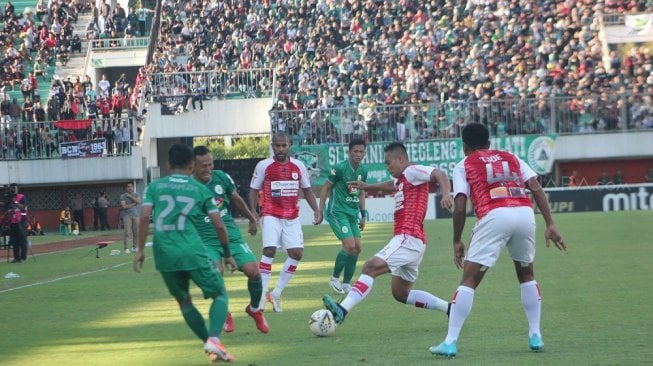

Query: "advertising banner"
<box><xmin>59</xmin><ymin>139</ymin><xmax>107</xmax><ymax>159</ymax></box>
<box><xmin>292</xmin><ymin>135</ymin><xmax>557</xmax><ymax>185</ymax></box>
<box><xmin>434</xmin><ymin>184</ymin><xmax>653</xmax><ymax>218</ymax></box>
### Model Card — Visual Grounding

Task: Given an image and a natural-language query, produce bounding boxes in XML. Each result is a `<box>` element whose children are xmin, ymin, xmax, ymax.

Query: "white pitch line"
<box><xmin>0</xmin><ymin>262</ymin><xmax>131</xmax><ymax>294</ymax></box>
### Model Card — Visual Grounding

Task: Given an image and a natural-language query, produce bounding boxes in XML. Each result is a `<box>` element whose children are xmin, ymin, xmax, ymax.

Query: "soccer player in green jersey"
<box><xmin>133</xmin><ymin>144</ymin><xmax>238</xmax><ymax>363</ymax></box>
<box><xmin>317</xmin><ymin>139</ymin><xmax>368</xmax><ymax>294</ymax></box>
<box><xmin>192</xmin><ymin>146</ymin><xmax>269</xmax><ymax>334</ymax></box>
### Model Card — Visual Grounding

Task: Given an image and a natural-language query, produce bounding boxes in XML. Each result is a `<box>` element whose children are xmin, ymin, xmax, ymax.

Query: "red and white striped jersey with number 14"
<box><xmin>452</xmin><ymin>149</ymin><xmax>536</xmax><ymax>220</ymax></box>
<box><xmin>250</xmin><ymin>157</ymin><xmax>311</xmax><ymax>219</ymax></box>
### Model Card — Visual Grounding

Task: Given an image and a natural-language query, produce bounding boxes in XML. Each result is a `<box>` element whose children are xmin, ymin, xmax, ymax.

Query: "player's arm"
<box><xmin>430</xmin><ymin>168</ymin><xmax>454</xmax><ymax>211</ymax></box>
<box><xmin>526</xmin><ymin>177</ymin><xmax>567</xmax><ymax>251</ymax></box>
<box><xmin>352</xmin><ymin>180</ymin><xmax>394</xmax><ymax>193</ymax></box>
<box><xmin>248</xmin><ymin>188</ymin><xmax>259</xmax><ymax>215</ymax></box>
<box><xmin>358</xmin><ymin>187</ymin><xmax>367</xmax><ymax>230</ymax></box>
<box><xmin>133</xmin><ymin>204</ymin><xmax>152</xmax><ymax>273</ymax></box>
<box><xmin>302</xmin><ymin>187</ymin><xmax>321</xmax><ymax>224</ymax></box>
<box><xmin>451</xmin><ymin>193</ymin><xmax>467</xmax><ymax>269</ymax></box>
<box><xmin>317</xmin><ymin>180</ymin><xmax>333</xmax><ymax>224</ymax></box>
<box><xmin>231</xmin><ymin>191</ymin><xmax>258</xmax><ymax>235</ymax></box>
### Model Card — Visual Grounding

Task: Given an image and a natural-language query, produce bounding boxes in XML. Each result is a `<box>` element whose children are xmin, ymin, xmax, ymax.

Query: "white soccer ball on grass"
<box><xmin>309</xmin><ymin>309</ymin><xmax>337</xmax><ymax>337</ymax></box>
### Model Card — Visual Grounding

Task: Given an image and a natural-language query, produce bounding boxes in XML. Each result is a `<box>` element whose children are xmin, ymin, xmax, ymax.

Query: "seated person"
<box><xmin>60</xmin><ymin>206</ymin><xmax>73</xmax><ymax>232</ymax></box>
<box><xmin>27</xmin><ymin>215</ymin><xmax>44</xmax><ymax>236</ymax></box>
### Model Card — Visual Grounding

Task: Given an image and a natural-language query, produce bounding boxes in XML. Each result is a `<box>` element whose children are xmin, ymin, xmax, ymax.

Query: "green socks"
<box><xmin>333</xmin><ymin>249</ymin><xmax>358</xmax><ymax>284</ymax></box>
<box><xmin>248</xmin><ymin>278</ymin><xmax>263</xmax><ymax>309</ymax></box>
<box><xmin>180</xmin><ymin>303</ymin><xmax>209</xmax><ymax>341</ymax></box>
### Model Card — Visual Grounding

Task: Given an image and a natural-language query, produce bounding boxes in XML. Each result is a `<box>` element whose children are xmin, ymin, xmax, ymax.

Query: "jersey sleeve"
<box><xmin>142</xmin><ymin>185</ymin><xmax>153</xmax><ymax>207</ymax></box>
<box><xmin>404</xmin><ymin>165</ymin><xmax>435</xmax><ymax>185</ymax></box>
<box><xmin>223</xmin><ymin>172</ymin><xmax>236</xmax><ymax>196</ymax></box>
<box><xmin>517</xmin><ymin>157</ymin><xmax>538</xmax><ymax>183</ymax></box>
<box><xmin>297</xmin><ymin>160</ymin><xmax>312</xmax><ymax>188</ymax></box>
<box><xmin>249</xmin><ymin>160</ymin><xmax>267</xmax><ymax>190</ymax></box>
<box><xmin>452</xmin><ymin>159</ymin><xmax>470</xmax><ymax>197</ymax></box>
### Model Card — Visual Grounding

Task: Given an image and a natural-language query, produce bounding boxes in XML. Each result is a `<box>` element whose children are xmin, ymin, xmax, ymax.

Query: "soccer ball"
<box><xmin>309</xmin><ymin>309</ymin><xmax>336</xmax><ymax>337</ymax></box>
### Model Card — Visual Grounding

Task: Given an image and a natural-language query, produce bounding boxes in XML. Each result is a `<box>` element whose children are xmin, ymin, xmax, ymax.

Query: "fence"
<box><xmin>149</xmin><ymin>68</ymin><xmax>274</xmax><ymax>101</ymax></box>
<box><xmin>270</xmin><ymin>95</ymin><xmax>652</xmax><ymax>145</ymax></box>
<box><xmin>0</xmin><ymin>116</ymin><xmax>140</xmax><ymax>160</ymax></box>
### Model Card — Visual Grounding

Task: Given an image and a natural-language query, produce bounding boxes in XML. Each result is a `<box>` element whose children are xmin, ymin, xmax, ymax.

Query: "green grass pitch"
<box><xmin>1</xmin><ymin>211</ymin><xmax>651</xmax><ymax>365</ymax></box>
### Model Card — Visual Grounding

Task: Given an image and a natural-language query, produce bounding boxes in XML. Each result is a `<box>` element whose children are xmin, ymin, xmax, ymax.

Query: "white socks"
<box><xmin>406</xmin><ymin>290</ymin><xmax>449</xmax><ymax>313</ymax></box>
<box><xmin>271</xmin><ymin>258</ymin><xmax>299</xmax><ymax>298</ymax></box>
<box><xmin>444</xmin><ymin>286</ymin><xmax>475</xmax><ymax>344</ymax></box>
<box><xmin>340</xmin><ymin>274</ymin><xmax>374</xmax><ymax>311</ymax></box>
<box><xmin>520</xmin><ymin>280</ymin><xmax>541</xmax><ymax>337</ymax></box>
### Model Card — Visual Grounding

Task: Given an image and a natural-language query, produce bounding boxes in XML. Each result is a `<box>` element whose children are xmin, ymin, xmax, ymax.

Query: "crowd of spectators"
<box><xmin>146</xmin><ymin>0</ymin><xmax>653</xmax><ymax>144</ymax></box>
<box><xmin>0</xmin><ymin>0</ymin><xmax>148</xmax><ymax>160</ymax></box>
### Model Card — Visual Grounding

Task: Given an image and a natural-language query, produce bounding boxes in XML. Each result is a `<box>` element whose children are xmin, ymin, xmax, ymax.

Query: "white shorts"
<box><xmin>374</xmin><ymin>234</ymin><xmax>425</xmax><ymax>282</ymax></box>
<box><xmin>261</xmin><ymin>216</ymin><xmax>304</xmax><ymax>250</ymax></box>
<box><xmin>466</xmin><ymin>206</ymin><xmax>536</xmax><ymax>268</ymax></box>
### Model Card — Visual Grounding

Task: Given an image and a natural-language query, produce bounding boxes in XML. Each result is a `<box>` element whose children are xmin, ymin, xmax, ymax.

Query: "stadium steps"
<box><xmin>55</xmin><ymin>12</ymin><xmax>94</xmax><ymax>80</ymax></box>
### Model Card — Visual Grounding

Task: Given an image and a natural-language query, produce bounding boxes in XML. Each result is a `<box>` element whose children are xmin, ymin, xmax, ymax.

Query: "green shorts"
<box><xmin>327</xmin><ymin>212</ymin><xmax>361</xmax><ymax>241</ymax></box>
<box><xmin>206</xmin><ymin>239</ymin><xmax>257</xmax><ymax>270</ymax></box>
<box><xmin>160</xmin><ymin>261</ymin><xmax>224</xmax><ymax>301</ymax></box>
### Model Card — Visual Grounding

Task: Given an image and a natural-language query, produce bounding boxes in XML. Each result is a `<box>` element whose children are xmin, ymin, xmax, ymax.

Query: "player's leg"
<box><xmin>193</xmin><ymin>263</ymin><xmax>235</xmax><ymax>362</ymax></box>
<box><xmin>327</xmin><ymin>213</ymin><xmax>357</xmax><ymax>293</ymax></box>
<box><xmin>383</xmin><ymin>235</ymin><xmax>450</xmax><ymax>312</ymax></box>
<box><xmin>234</xmin><ymin>241</ymin><xmax>269</xmax><ymax>333</ymax></box>
<box><xmin>507</xmin><ymin>206</ymin><xmax>541</xmax><ymax>350</ymax></box>
<box><xmin>431</xmin><ymin>209</ymin><xmax>510</xmax><ymax>357</ymax></box>
<box><xmin>206</xmin><ymin>243</ymin><xmax>236</xmax><ymax>333</ymax></box>
<box><xmin>268</xmin><ymin>218</ymin><xmax>303</xmax><ymax>312</ymax></box>
<box><xmin>258</xmin><ymin>216</ymin><xmax>281</xmax><ymax>310</ymax></box>
<box><xmin>324</xmin><ymin>235</ymin><xmax>407</xmax><ymax>323</ymax></box>
<box><xmin>160</xmin><ymin>271</ymin><xmax>209</xmax><ymax>342</ymax></box>
<box><xmin>341</xmin><ymin>217</ymin><xmax>362</xmax><ymax>291</ymax></box>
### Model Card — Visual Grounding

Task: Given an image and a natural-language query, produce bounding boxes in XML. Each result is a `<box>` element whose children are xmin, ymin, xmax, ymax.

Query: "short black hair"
<box><xmin>384</xmin><ymin>142</ymin><xmax>407</xmax><ymax>158</ymax></box>
<box><xmin>349</xmin><ymin>138</ymin><xmax>366</xmax><ymax>150</ymax></box>
<box><xmin>193</xmin><ymin>145</ymin><xmax>211</xmax><ymax>157</ymax></box>
<box><xmin>462</xmin><ymin>123</ymin><xmax>490</xmax><ymax>149</ymax></box>
<box><xmin>272</xmin><ymin>132</ymin><xmax>291</xmax><ymax>144</ymax></box>
<box><xmin>168</xmin><ymin>143</ymin><xmax>194</xmax><ymax>168</ymax></box>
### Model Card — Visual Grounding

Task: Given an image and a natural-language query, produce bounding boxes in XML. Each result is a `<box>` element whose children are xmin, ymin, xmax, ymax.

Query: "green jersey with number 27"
<box><xmin>143</xmin><ymin>174</ymin><xmax>219</xmax><ymax>272</ymax></box>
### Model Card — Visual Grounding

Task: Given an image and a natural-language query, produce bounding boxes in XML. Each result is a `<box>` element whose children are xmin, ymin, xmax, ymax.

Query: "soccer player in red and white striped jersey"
<box><xmin>323</xmin><ymin>142</ymin><xmax>454</xmax><ymax>324</ymax></box>
<box><xmin>430</xmin><ymin>123</ymin><xmax>567</xmax><ymax>357</ymax></box>
<box><xmin>249</xmin><ymin>133</ymin><xmax>320</xmax><ymax>313</ymax></box>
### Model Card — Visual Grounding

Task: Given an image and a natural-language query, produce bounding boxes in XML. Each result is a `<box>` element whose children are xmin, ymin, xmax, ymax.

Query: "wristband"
<box><xmin>221</xmin><ymin>244</ymin><xmax>231</xmax><ymax>258</ymax></box>
<box><xmin>360</xmin><ymin>209</ymin><xmax>369</xmax><ymax>220</ymax></box>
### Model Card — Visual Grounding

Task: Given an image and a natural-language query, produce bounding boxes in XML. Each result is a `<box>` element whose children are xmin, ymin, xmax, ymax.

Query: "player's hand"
<box><xmin>133</xmin><ymin>251</ymin><xmax>145</xmax><ymax>273</ymax></box>
<box><xmin>452</xmin><ymin>241</ymin><xmax>465</xmax><ymax>269</ymax></box>
<box><xmin>248</xmin><ymin>218</ymin><xmax>258</xmax><ymax>236</ymax></box>
<box><xmin>440</xmin><ymin>194</ymin><xmax>454</xmax><ymax>213</ymax></box>
<box><xmin>224</xmin><ymin>256</ymin><xmax>237</xmax><ymax>273</ymax></box>
<box><xmin>359</xmin><ymin>217</ymin><xmax>366</xmax><ymax>231</ymax></box>
<box><xmin>544</xmin><ymin>224</ymin><xmax>567</xmax><ymax>251</ymax></box>
<box><xmin>313</xmin><ymin>210</ymin><xmax>323</xmax><ymax>225</ymax></box>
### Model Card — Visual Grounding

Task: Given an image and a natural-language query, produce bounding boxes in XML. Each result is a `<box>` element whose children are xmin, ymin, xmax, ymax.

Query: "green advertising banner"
<box><xmin>292</xmin><ymin>135</ymin><xmax>557</xmax><ymax>185</ymax></box>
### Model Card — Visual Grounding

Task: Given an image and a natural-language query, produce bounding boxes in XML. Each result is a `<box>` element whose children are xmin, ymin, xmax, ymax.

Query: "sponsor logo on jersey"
<box><xmin>271</xmin><ymin>181</ymin><xmax>299</xmax><ymax>197</ymax></box>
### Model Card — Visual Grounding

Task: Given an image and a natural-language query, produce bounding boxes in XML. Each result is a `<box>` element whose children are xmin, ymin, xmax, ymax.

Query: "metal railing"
<box><xmin>270</xmin><ymin>95</ymin><xmax>652</xmax><ymax>145</ymax></box>
<box><xmin>150</xmin><ymin>68</ymin><xmax>274</xmax><ymax>100</ymax></box>
<box><xmin>89</xmin><ymin>37</ymin><xmax>150</xmax><ymax>51</ymax></box>
<box><xmin>0</xmin><ymin>117</ymin><xmax>140</xmax><ymax>160</ymax></box>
